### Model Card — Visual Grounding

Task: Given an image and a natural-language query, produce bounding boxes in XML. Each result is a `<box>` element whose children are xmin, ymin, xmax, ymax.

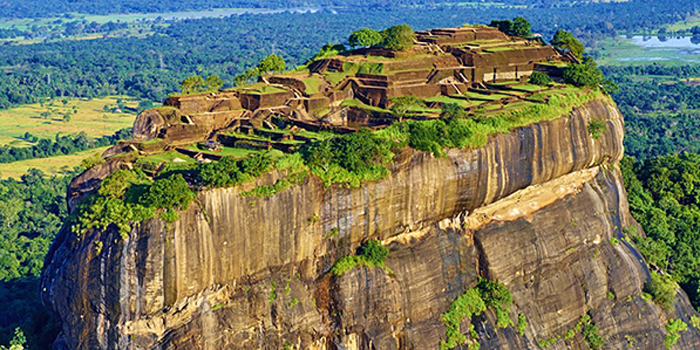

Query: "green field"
<box><xmin>0</xmin><ymin>146</ymin><xmax>109</xmax><ymax>179</ymax></box>
<box><xmin>424</xmin><ymin>95</ymin><xmax>474</xmax><ymax>108</ymax></box>
<box><xmin>0</xmin><ymin>8</ymin><xmax>290</xmax><ymax>30</ymax></box>
<box><xmin>0</xmin><ymin>7</ymin><xmax>295</xmax><ymax>44</ymax></box>
<box><xmin>0</xmin><ymin>96</ymin><xmax>137</xmax><ymax>147</ymax></box>
<box><xmin>464</xmin><ymin>91</ymin><xmax>510</xmax><ymax>101</ymax></box>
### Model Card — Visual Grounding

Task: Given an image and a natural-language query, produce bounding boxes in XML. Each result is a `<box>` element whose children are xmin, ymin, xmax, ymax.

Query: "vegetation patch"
<box><xmin>330</xmin><ymin>240</ymin><xmax>390</xmax><ymax>275</ymax></box>
<box><xmin>517</xmin><ymin>313</ymin><xmax>527</xmax><ymax>336</ymax></box>
<box><xmin>643</xmin><ymin>271</ymin><xmax>677</xmax><ymax>312</ymax></box>
<box><xmin>563</xmin><ymin>58</ymin><xmax>618</xmax><ymax>94</ymax></box>
<box><xmin>664</xmin><ymin>318</ymin><xmax>687</xmax><ymax>349</ymax></box>
<box><xmin>691</xmin><ymin>315</ymin><xmax>700</xmax><ymax>330</ymax></box>
<box><xmin>439</xmin><ymin>278</ymin><xmax>512</xmax><ymax>350</ymax></box>
<box><xmin>303</xmin><ymin>129</ymin><xmax>392</xmax><ymax>188</ymax></box>
<box><xmin>241</xmin><ymin>154</ymin><xmax>308</xmax><ymax>198</ymax></box>
<box><xmin>621</xmin><ymin>153</ymin><xmax>700</xmax><ymax>312</ymax></box>
<box><xmin>68</xmin><ymin>168</ymin><xmax>197</xmax><ymax>238</ymax></box>
<box><xmin>580</xmin><ymin>315</ymin><xmax>605</xmax><ymax>349</ymax></box>
<box><xmin>541</xmin><ymin>314</ymin><xmax>604</xmax><ymax>349</ymax></box>
<box><xmin>376</xmin><ymin>88</ymin><xmax>602</xmax><ymax>160</ymax></box>
<box><xmin>587</xmin><ymin>119</ymin><xmax>607</xmax><ymax>139</ymax></box>
<box><xmin>529</xmin><ymin>72</ymin><xmax>554</xmax><ymax>86</ymax></box>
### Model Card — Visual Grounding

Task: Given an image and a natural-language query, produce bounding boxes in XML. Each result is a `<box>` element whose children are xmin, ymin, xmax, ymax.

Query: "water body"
<box><xmin>628</xmin><ymin>35</ymin><xmax>700</xmax><ymax>49</ymax></box>
<box><xmin>617</xmin><ymin>35</ymin><xmax>700</xmax><ymax>63</ymax></box>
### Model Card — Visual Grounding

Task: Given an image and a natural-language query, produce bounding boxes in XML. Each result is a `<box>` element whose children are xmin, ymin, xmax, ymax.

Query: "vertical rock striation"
<box><xmin>41</xmin><ymin>97</ymin><xmax>700</xmax><ymax>349</ymax></box>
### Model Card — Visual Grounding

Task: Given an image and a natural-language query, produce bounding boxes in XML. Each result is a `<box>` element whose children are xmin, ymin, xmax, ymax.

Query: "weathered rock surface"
<box><xmin>41</xmin><ymin>98</ymin><xmax>700</xmax><ymax>349</ymax></box>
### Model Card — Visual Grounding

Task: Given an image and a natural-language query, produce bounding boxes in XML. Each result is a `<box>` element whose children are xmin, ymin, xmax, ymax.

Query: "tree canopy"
<box><xmin>235</xmin><ymin>54</ymin><xmax>286</xmax><ymax>86</ymax></box>
<box><xmin>489</xmin><ymin>16</ymin><xmax>531</xmax><ymax>37</ymax></box>
<box><xmin>551</xmin><ymin>30</ymin><xmax>584</xmax><ymax>60</ymax></box>
<box><xmin>380</xmin><ymin>24</ymin><xmax>415</xmax><ymax>51</ymax></box>
<box><xmin>622</xmin><ymin>153</ymin><xmax>700</xmax><ymax>312</ymax></box>
<box><xmin>179</xmin><ymin>74</ymin><xmax>223</xmax><ymax>95</ymax></box>
<box><xmin>309</xmin><ymin>43</ymin><xmax>347</xmax><ymax>62</ymax></box>
<box><xmin>510</xmin><ymin>16</ymin><xmax>532</xmax><ymax>38</ymax></box>
<box><xmin>602</xmin><ymin>65</ymin><xmax>700</xmax><ymax>160</ymax></box>
<box><xmin>563</xmin><ymin>58</ymin><xmax>618</xmax><ymax>94</ymax></box>
<box><xmin>348</xmin><ymin>28</ymin><xmax>382</xmax><ymax>48</ymax></box>
<box><xmin>529</xmin><ymin>71</ymin><xmax>553</xmax><ymax>86</ymax></box>
<box><xmin>257</xmin><ymin>54</ymin><xmax>286</xmax><ymax>74</ymax></box>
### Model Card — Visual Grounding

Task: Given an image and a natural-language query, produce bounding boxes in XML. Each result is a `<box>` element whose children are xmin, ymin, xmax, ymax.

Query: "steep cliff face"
<box><xmin>41</xmin><ymin>98</ymin><xmax>700</xmax><ymax>349</ymax></box>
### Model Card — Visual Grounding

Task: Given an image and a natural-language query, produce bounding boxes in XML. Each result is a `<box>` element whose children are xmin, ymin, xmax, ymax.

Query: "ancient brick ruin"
<box><xmin>117</xmin><ymin>25</ymin><xmax>574</xmax><ymax>167</ymax></box>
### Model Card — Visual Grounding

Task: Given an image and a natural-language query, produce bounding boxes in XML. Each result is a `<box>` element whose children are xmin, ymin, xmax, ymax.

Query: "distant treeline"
<box><xmin>602</xmin><ymin>65</ymin><xmax>700</xmax><ymax>78</ymax></box>
<box><xmin>0</xmin><ymin>128</ymin><xmax>131</xmax><ymax>163</ymax></box>
<box><xmin>0</xmin><ymin>0</ymin><xmax>614</xmax><ymax>18</ymax></box>
<box><xmin>0</xmin><ymin>21</ymin><xmax>130</xmax><ymax>40</ymax></box>
<box><xmin>0</xmin><ymin>0</ymin><xmax>695</xmax><ymax>108</ymax></box>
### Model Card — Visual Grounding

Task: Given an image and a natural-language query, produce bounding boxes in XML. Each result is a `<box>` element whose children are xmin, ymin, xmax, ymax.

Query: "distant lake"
<box><xmin>627</xmin><ymin>35</ymin><xmax>700</xmax><ymax>49</ymax></box>
<box><xmin>599</xmin><ymin>35</ymin><xmax>700</xmax><ymax>65</ymax></box>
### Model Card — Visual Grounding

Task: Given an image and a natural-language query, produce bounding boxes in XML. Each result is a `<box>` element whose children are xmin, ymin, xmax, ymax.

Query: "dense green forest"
<box><xmin>0</xmin><ymin>21</ymin><xmax>132</xmax><ymax>41</ymax></box>
<box><xmin>0</xmin><ymin>171</ymin><xmax>72</xmax><ymax>348</ymax></box>
<box><xmin>604</xmin><ymin>65</ymin><xmax>700</xmax><ymax>159</ymax></box>
<box><xmin>0</xmin><ymin>0</ymin><xmax>696</xmax><ymax>108</ymax></box>
<box><xmin>621</xmin><ymin>154</ymin><xmax>700</xmax><ymax>313</ymax></box>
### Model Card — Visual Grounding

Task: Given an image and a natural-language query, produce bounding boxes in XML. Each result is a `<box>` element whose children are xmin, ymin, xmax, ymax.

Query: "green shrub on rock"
<box><xmin>440</xmin><ymin>278</ymin><xmax>513</xmax><ymax>350</ymax></box>
<box><xmin>587</xmin><ymin>119</ymin><xmax>607</xmax><ymax>139</ymax></box>
<box><xmin>664</xmin><ymin>318</ymin><xmax>687</xmax><ymax>349</ymax></box>
<box><xmin>140</xmin><ymin>174</ymin><xmax>195</xmax><ymax>211</ymax></box>
<box><xmin>330</xmin><ymin>239</ymin><xmax>390</xmax><ymax>275</ymax></box>
<box><xmin>644</xmin><ymin>271</ymin><xmax>677</xmax><ymax>312</ymax></box>
<box><xmin>529</xmin><ymin>72</ymin><xmax>553</xmax><ymax>86</ymax></box>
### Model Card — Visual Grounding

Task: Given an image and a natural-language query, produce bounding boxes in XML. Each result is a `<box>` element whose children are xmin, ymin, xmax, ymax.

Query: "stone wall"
<box><xmin>240</xmin><ymin>91</ymin><xmax>295</xmax><ymax>110</ymax></box>
<box><xmin>164</xmin><ymin>92</ymin><xmax>240</xmax><ymax>115</ymax></box>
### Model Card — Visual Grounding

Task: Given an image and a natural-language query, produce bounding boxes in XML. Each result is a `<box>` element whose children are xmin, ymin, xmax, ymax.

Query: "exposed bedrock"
<box><xmin>42</xmin><ymin>98</ymin><xmax>700</xmax><ymax>349</ymax></box>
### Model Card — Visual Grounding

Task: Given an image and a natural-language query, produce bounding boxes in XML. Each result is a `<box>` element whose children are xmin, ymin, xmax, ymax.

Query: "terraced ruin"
<box><xmin>107</xmin><ymin>25</ymin><xmax>577</xmax><ymax>173</ymax></box>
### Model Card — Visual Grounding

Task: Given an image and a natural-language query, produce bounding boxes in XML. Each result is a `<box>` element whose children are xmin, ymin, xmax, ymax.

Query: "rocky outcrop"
<box><xmin>41</xmin><ymin>97</ymin><xmax>700</xmax><ymax>349</ymax></box>
<box><xmin>132</xmin><ymin>108</ymin><xmax>171</xmax><ymax>140</ymax></box>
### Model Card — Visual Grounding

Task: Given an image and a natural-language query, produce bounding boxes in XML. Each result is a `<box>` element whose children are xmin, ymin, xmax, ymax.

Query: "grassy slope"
<box><xmin>0</xmin><ymin>96</ymin><xmax>136</xmax><ymax>147</ymax></box>
<box><xmin>0</xmin><ymin>146</ymin><xmax>109</xmax><ymax>179</ymax></box>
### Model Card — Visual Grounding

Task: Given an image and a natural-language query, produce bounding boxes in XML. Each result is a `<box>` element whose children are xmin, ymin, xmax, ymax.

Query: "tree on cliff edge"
<box><xmin>551</xmin><ymin>30</ymin><xmax>584</xmax><ymax>60</ymax></box>
<box><xmin>563</xmin><ymin>57</ymin><xmax>618</xmax><ymax>94</ymax></box>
